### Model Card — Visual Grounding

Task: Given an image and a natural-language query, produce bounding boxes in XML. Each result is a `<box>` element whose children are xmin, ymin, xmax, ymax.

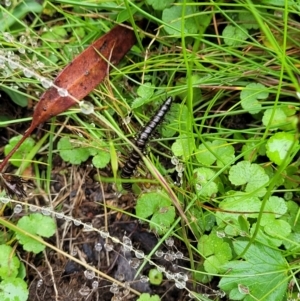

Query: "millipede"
<box><xmin>121</xmin><ymin>96</ymin><xmax>173</xmax><ymax>190</ymax></box>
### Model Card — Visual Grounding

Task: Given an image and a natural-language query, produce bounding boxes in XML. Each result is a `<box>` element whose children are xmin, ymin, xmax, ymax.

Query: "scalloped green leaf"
<box><xmin>146</xmin><ymin>0</ymin><xmax>172</xmax><ymax>10</ymax></box>
<box><xmin>57</xmin><ymin>136</ymin><xmax>90</xmax><ymax>165</ymax></box>
<box><xmin>162</xmin><ymin>5</ymin><xmax>206</xmax><ymax>35</ymax></box>
<box><xmin>0</xmin><ymin>277</ymin><xmax>28</xmax><ymax>301</ymax></box>
<box><xmin>222</xmin><ymin>25</ymin><xmax>248</xmax><ymax>46</ymax></box>
<box><xmin>136</xmin><ymin>191</ymin><xmax>175</xmax><ymax>235</ymax></box>
<box><xmin>16</xmin><ymin>213</ymin><xmax>56</xmax><ymax>254</ymax></box>
<box><xmin>266</xmin><ymin>132</ymin><xmax>298</xmax><ymax>166</ymax></box>
<box><xmin>216</xmin><ymin>192</ymin><xmax>261</xmax><ymax>226</ymax></box>
<box><xmin>137</xmin><ymin>293</ymin><xmax>160</xmax><ymax>301</ymax></box>
<box><xmin>240</xmin><ymin>83</ymin><xmax>268</xmax><ymax>114</ymax></box>
<box><xmin>193</xmin><ymin>167</ymin><xmax>218</xmax><ymax>197</ymax></box>
<box><xmin>89</xmin><ymin>140</ymin><xmax>111</xmax><ymax>168</ymax></box>
<box><xmin>238</xmin><ymin>12</ymin><xmax>260</xmax><ymax>29</ymax></box>
<box><xmin>260</xmin><ymin>196</ymin><xmax>287</xmax><ymax>226</ymax></box>
<box><xmin>219</xmin><ymin>240</ymin><xmax>288</xmax><ymax>301</ymax></box>
<box><xmin>4</xmin><ymin>135</ymin><xmax>36</xmax><ymax>167</ymax></box>
<box><xmin>263</xmin><ymin>107</ymin><xmax>298</xmax><ymax>131</ymax></box>
<box><xmin>229</xmin><ymin>161</ymin><xmax>269</xmax><ymax>197</ymax></box>
<box><xmin>196</xmin><ymin>140</ymin><xmax>235</xmax><ymax>167</ymax></box>
<box><xmin>171</xmin><ymin>134</ymin><xmax>195</xmax><ymax>158</ymax></box>
<box><xmin>198</xmin><ymin>232</ymin><xmax>232</xmax><ymax>274</ymax></box>
<box><xmin>264</xmin><ymin>220</ymin><xmax>291</xmax><ymax>238</ymax></box>
<box><xmin>0</xmin><ymin>245</ymin><xmax>20</xmax><ymax>279</ymax></box>
<box><xmin>131</xmin><ymin>83</ymin><xmax>154</xmax><ymax>109</ymax></box>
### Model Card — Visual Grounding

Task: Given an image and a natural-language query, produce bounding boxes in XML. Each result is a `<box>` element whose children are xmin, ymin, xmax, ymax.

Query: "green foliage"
<box><xmin>2</xmin><ymin>2</ymin><xmax>300</xmax><ymax>300</ymax></box>
<box><xmin>161</xmin><ymin>104</ymin><xmax>188</xmax><ymax>138</ymax></box>
<box><xmin>222</xmin><ymin>25</ymin><xmax>249</xmax><ymax>46</ymax></box>
<box><xmin>57</xmin><ymin>136</ymin><xmax>110</xmax><ymax>168</ymax></box>
<box><xmin>41</xmin><ymin>26</ymin><xmax>68</xmax><ymax>49</ymax></box>
<box><xmin>229</xmin><ymin>161</ymin><xmax>269</xmax><ymax>197</ymax></box>
<box><xmin>0</xmin><ymin>86</ymin><xmax>28</xmax><ymax>107</ymax></box>
<box><xmin>0</xmin><ymin>245</ymin><xmax>28</xmax><ymax>301</ymax></box>
<box><xmin>266</xmin><ymin>132</ymin><xmax>298</xmax><ymax>166</ymax></box>
<box><xmin>131</xmin><ymin>83</ymin><xmax>155</xmax><ymax>109</ymax></box>
<box><xmin>193</xmin><ymin>167</ymin><xmax>219</xmax><ymax>197</ymax></box>
<box><xmin>16</xmin><ymin>213</ymin><xmax>56</xmax><ymax>254</ymax></box>
<box><xmin>136</xmin><ymin>191</ymin><xmax>175</xmax><ymax>235</ymax></box>
<box><xmin>162</xmin><ymin>4</ymin><xmax>209</xmax><ymax>35</ymax></box>
<box><xmin>262</xmin><ymin>107</ymin><xmax>298</xmax><ymax>131</ymax></box>
<box><xmin>0</xmin><ymin>0</ymin><xmax>43</xmax><ymax>31</ymax></box>
<box><xmin>0</xmin><ymin>245</ymin><xmax>20</xmax><ymax>279</ymax></box>
<box><xmin>197</xmin><ymin>231</ymin><xmax>232</xmax><ymax>274</ymax></box>
<box><xmin>0</xmin><ymin>277</ymin><xmax>28</xmax><ymax>301</ymax></box>
<box><xmin>196</xmin><ymin>140</ymin><xmax>235</xmax><ymax>167</ymax></box>
<box><xmin>4</xmin><ymin>135</ymin><xmax>36</xmax><ymax>167</ymax></box>
<box><xmin>238</xmin><ymin>12</ymin><xmax>260</xmax><ymax>30</ymax></box>
<box><xmin>148</xmin><ymin>269</ymin><xmax>163</xmax><ymax>285</ymax></box>
<box><xmin>137</xmin><ymin>293</ymin><xmax>160</xmax><ymax>301</ymax></box>
<box><xmin>240</xmin><ymin>83</ymin><xmax>269</xmax><ymax>114</ymax></box>
<box><xmin>171</xmin><ymin>134</ymin><xmax>195</xmax><ymax>158</ymax></box>
<box><xmin>216</xmin><ymin>192</ymin><xmax>260</xmax><ymax>234</ymax></box>
<box><xmin>219</xmin><ymin>240</ymin><xmax>288</xmax><ymax>301</ymax></box>
<box><xmin>146</xmin><ymin>0</ymin><xmax>172</xmax><ymax>11</ymax></box>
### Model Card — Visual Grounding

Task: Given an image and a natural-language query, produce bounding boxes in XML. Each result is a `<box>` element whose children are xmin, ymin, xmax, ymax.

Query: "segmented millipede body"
<box><xmin>121</xmin><ymin>96</ymin><xmax>173</xmax><ymax>190</ymax></box>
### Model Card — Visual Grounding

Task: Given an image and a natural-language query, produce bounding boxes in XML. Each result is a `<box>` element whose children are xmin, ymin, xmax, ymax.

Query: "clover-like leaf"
<box><xmin>266</xmin><ymin>132</ymin><xmax>298</xmax><ymax>166</ymax></box>
<box><xmin>0</xmin><ymin>245</ymin><xmax>20</xmax><ymax>279</ymax></box>
<box><xmin>240</xmin><ymin>83</ymin><xmax>269</xmax><ymax>114</ymax></box>
<box><xmin>260</xmin><ymin>196</ymin><xmax>287</xmax><ymax>226</ymax></box>
<box><xmin>137</xmin><ymin>293</ymin><xmax>160</xmax><ymax>301</ymax></box>
<box><xmin>4</xmin><ymin>135</ymin><xmax>36</xmax><ymax>167</ymax></box>
<box><xmin>263</xmin><ymin>107</ymin><xmax>298</xmax><ymax>131</ymax></box>
<box><xmin>219</xmin><ymin>240</ymin><xmax>288</xmax><ymax>301</ymax></box>
<box><xmin>193</xmin><ymin>167</ymin><xmax>218</xmax><ymax>197</ymax></box>
<box><xmin>171</xmin><ymin>134</ymin><xmax>195</xmax><ymax>158</ymax></box>
<box><xmin>264</xmin><ymin>219</ymin><xmax>291</xmax><ymax>238</ymax></box>
<box><xmin>89</xmin><ymin>140</ymin><xmax>111</xmax><ymax>168</ymax></box>
<box><xmin>136</xmin><ymin>191</ymin><xmax>175</xmax><ymax>235</ymax></box>
<box><xmin>229</xmin><ymin>161</ymin><xmax>269</xmax><ymax>197</ymax></box>
<box><xmin>146</xmin><ymin>0</ymin><xmax>172</xmax><ymax>10</ymax></box>
<box><xmin>0</xmin><ymin>277</ymin><xmax>28</xmax><ymax>301</ymax></box>
<box><xmin>131</xmin><ymin>83</ymin><xmax>154</xmax><ymax>109</ymax></box>
<box><xmin>198</xmin><ymin>231</ymin><xmax>232</xmax><ymax>274</ymax></box>
<box><xmin>222</xmin><ymin>25</ymin><xmax>249</xmax><ymax>46</ymax></box>
<box><xmin>162</xmin><ymin>5</ymin><xmax>206</xmax><ymax>35</ymax></box>
<box><xmin>57</xmin><ymin>136</ymin><xmax>90</xmax><ymax>165</ymax></box>
<box><xmin>216</xmin><ymin>192</ymin><xmax>261</xmax><ymax>226</ymax></box>
<box><xmin>196</xmin><ymin>140</ymin><xmax>235</xmax><ymax>167</ymax></box>
<box><xmin>238</xmin><ymin>12</ymin><xmax>260</xmax><ymax>29</ymax></box>
<box><xmin>16</xmin><ymin>213</ymin><xmax>56</xmax><ymax>254</ymax></box>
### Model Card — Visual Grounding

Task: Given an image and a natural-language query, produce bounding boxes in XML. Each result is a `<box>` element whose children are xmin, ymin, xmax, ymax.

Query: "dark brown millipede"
<box><xmin>121</xmin><ymin>96</ymin><xmax>173</xmax><ymax>190</ymax></box>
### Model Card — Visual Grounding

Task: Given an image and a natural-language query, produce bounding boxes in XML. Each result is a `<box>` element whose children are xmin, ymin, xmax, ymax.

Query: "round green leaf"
<box><xmin>4</xmin><ymin>135</ymin><xmax>36</xmax><ymax>167</ymax></box>
<box><xmin>57</xmin><ymin>137</ymin><xmax>90</xmax><ymax>165</ymax></box>
<box><xmin>0</xmin><ymin>245</ymin><xmax>20</xmax><ymax>279</ymax></box>
<box><xmin>136</xmin><ymin>191</ymin><xmax>175</xmax><ymax>235</ymax></box>
<box><xmin>16</xmin><ymin>213</ymin><xmax>56</xmax><ymax>254</ymax></box>
<box><xmin>193</xmin><ymin>167</ymin><xmax>218</xmax><ymax>197</ymax></box>
<box><xmin>148</xmin><ymin>269</ymin><xmax>163</xmax><ymax>285</ymax></box>
<box><xmin>171</xmin><ymin>134</ymin><xmax>195</xmax><ymax>158</ymax></box>
<box><xmin>264</xmin><ymin>220</ymin><xmax>291</xmax><ymax>238</ymax></box>
<box><xmin>229</xmin><ymin>161</ymin><xmax>269</xmax><ymax>197</ymax></box>
<box><xmin>266</xmin><ymin>132</ymin><xmax>298</xmax><ymax>165</ymax></box>
<box><xmin>222</xmin><ymin>25</ymin><xmax>248</xmax><ymax>46</ymax></box>
<box><xmin>0</xmin><ymin>278</ymin><xmax>28</xmax><ymax>301</ymax></box>
<box><xmin>240</xmin><ymin>83</ymin><xmax>268</xmax><ymax>114</ymax></box>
